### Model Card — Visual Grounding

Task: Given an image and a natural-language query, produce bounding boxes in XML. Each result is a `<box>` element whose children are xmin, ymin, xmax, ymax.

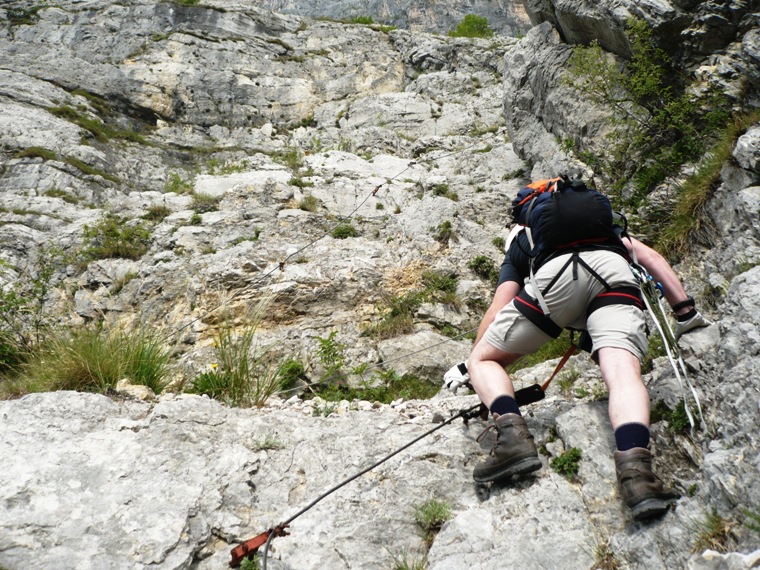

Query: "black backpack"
<box><xmin>511</xmin><ymin>177</ymin><xmax>621</xmax><ymax>265</ymax></box>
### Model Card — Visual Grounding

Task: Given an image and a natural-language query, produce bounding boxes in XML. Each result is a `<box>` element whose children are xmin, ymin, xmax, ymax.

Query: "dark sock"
<box><xmin>676</xmin><ymin>308</ymin><xmax>698</xmax><ymax>322</ymax></box>
<box><xmin>615</xmin><ymin>423</ymin><xmax>650</xmax><ymax>451</ymax></box>
<box><xmin>490</xmin><ymin>395</ymin><xmax>521</xmax><ymax>417</ymax></box>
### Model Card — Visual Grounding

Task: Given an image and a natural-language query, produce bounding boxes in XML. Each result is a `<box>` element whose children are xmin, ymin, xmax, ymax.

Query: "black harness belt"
<box><xmin>513</xmin><ymin>251</ymin><xmax>644</xmax><ymax>339</ymax></box>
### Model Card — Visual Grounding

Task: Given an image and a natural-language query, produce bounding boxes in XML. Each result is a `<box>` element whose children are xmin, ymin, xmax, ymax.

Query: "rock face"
<box><xmin>523</xmin><ymin>0</ymin><xmax>759</xmax><ymax>62</ymax></box>
<box><xmin>1</xmin><ymin>1</ymin><xmax>760</xmax><ymax>569</ymax></box>
<box><xmin>257</xmin><ymin>0</ymin><xmax>532</xmax><ymax>36</ymax></box>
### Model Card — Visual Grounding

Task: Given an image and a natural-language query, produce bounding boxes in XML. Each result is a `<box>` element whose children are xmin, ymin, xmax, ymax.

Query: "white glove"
<box><xmin>675</xmin><ymin>310</ymin><xmax>712</xmax><ymax>340</ymax></box>
<box><xmin>443</xmin><ymin>362</ymin><xmax>471</xmax><ymax>392</ymax></box>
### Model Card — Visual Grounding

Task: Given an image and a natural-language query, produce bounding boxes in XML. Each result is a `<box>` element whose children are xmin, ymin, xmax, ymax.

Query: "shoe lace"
<box><xmin>476</xmin><ymin>424</ymin><xmax>501</xmax><ymax>456</ymax></box>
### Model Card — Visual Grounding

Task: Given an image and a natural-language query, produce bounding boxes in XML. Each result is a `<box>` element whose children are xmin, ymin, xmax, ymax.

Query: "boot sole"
<box><xmin>631</xmin><ymin>498</ymin><xmax>675</xmax><ymax>521</ymax></box>
<box><xmin>473</xmin><ymin>456</ymin><xmax>542</xmax><ymax>483</ymax></box>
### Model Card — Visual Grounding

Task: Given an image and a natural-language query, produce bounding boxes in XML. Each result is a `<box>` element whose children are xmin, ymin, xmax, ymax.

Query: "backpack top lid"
<box><xmin>510</xmin><ymin>176</ymin><xmax>619</xmax><ymax>258</ymax></box>
<box><xmin>511</xmin><ymin>175</ymin><xmax>588</xmax><ymax>225</ymax></box>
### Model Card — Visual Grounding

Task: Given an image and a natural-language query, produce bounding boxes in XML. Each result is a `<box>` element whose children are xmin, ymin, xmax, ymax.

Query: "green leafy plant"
<box><xmin>363</xmin><ymin>271</ymin><xmax>460</xmax><ymax>340</ymax></box>
<box><xmin>252</xmin><ymin>433</ymin><xmax>283</xmax><ymax>451</ymax></box>
<box><xmin>433</xmin><ymin>220</ymin><xmax>454</xmax><ymax>244</ymax></box>
<box><xmin>566</xmin><ymin>18</ymin><xmax>730</xmax><ymax>205</ymax></box>
<box><xmin>272</xmin><ymin>146</ymin><xmax>303</xmax><ymax>171</ymax></box>
<box><xmin>298</xmin><ymin>195</ymin><xmax>320</xmax><ymax>212</ymax></box>
<box><xmin>239</xmin><ymin>555</ymin><xmax>260</xmax><ymax>570</ymax></box>
<box><xmin>492</xmin><ymin>236</ymin><xmax>506</xmax><ymax>251</ymax></box>
<box><xmin>314</xmin><ymin>331</ymin><xmax>346</xmax><ymax>381</ymax></box>
<box><xmin>289</xmin><ymin>177</ymin><xmax>314</xmax><ymax>188</ymax></box>
<box><xmin>15</xmin><ymin>147</ymin><xmax>120</xmax><ymax>183</ymax></box>
<box><xmin>430</xmin><ymin>183</ymin><xmax>458</xmax><ymax>201</ymax></box>
<box><xmin>81</xmin><ymin>214</ymin><xmax>151</xmax><ymax>262</ymax></box>
<box><xmin>0</xmin><ymin>247</ymin><xmax>62</xmax><ymax>372</ymax></box>
<box><xmin>191</xmin><ymin>192</ymin><xmax>221</xmax><ymax>213</ymax></box>
<box><xmin>468</xmin><ymin>255</ymin><xmax>498</xmax><ymax>284</ymax></box>
<box><xmin>556</xmin><ymin>367</ymin><xmax>581</xmax><ymax>398</ymax></box>
<box><xmin>48</xmin><ymin>105</ymin><xmax>149</xmax><ymax>145</ymax></box>
<box><xmin>656</xmin><ymin>110</ymin><xmax>760</xmax><ymax>257</ymax></box>
<box><xmin>277</xmin><ymin>358</ymin><xmax>306</xmax><ymax>391</ymax></box>
<box><xmin>448</xmin><ymin>14</ymin><xmax>494</xmax><ymax>39</ymax></box>
<box><xmin>742</xmin><ymin>508</ymin><xmax>760</xmax><ymax>534</ymax></box>
<box><xmin>143</xmin><ymin>204</ymin><xmax>172</xmax><ymax>222</ymax></box>
<box><xmin>164</xmin><ymin>172</ymin><xmax>194</xmax><ymax>194</ymax></box>
<box><xmin>414</xmin><ymin>498</ymin><xmax>452</xmax><ymax>546</ymax></box>
<box><xmin>507</xmin><ymin>330</ymin><xmax>574</xmax><ymax>374</ymax></box>
<box><xmin>331</xmin><ymin>223</ymin><xmax>359</xmax><ymax>239</ymax></box>
<box><xmin>44</xmin><ymin>188</ymin><xmax>80</xmax><ymax>204</ymax></box>
<box><xmin>550</xmin><ymin>447</ymin><xmax>582</xmax><ymax>479</ymax></box>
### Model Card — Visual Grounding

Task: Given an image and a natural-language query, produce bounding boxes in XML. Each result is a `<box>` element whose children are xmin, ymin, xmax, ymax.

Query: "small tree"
<box><xmin>448</xmin><ymin>15</ymin><xmax>494</xmax><ymax>39</ymax></box>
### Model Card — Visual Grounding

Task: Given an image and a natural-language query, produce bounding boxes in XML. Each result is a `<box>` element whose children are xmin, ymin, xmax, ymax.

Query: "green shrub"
<box><xmin>742</xmin><ymin>508</ymin><xmax>760</xmax><ymax>534</ymax></box>
<box><xmin>550</xmin><ymin>447</ymin><xmax>582</xmax><ymax>479</ymax></box>
<box><xmin>44</xmin><ymin>189</ymin><xmax>80</xmax><ymax>204</ymax></box>
<box><xmin>433</xmin><ymin>220</ymin><xmax>454</xmax><ymax>244</ymax></box>
<box><xmin>332</xmin><ymin>223</ymin><xmax>358</xmax><ymax>239</ymax></box>
<box><xmin>15</xmin><ymin>146</ymin><xmax>58</xmax><ymax>161</ymax></box>
<box><xmin>566</xmin><ymin>18</ymin><xmax>730</xmax><ymax>205</ymax></box>
<box><xmin>657</xmin><ymin>110</ymin><xmax>760</xmax><ymax>258</ymax></box>
<box><xmin>468</xmin><ymin>255</ymin><xmax>498</xmax><ymax>284</ymax></box>
<box><xmin>143</xmin><ymin>204</ymin><xmax>172</xmax><ymax>222</ymax></box>
<box><xmin>15</xmin><ymin>147</ymin><xmax>120</xmax><ymax>183</ymax></box>
<box><xmin>289</xmin><ymin>177</ymin><xmax>314</xmax><ymax>188</ymax></box>
<box><xmin>0</xmin><ymin>247</ymin><xmax>61</xmax><ymax>373</ymax></box>
<box><xmin>431</xmin><ymin>183</ymin><xmax>458</xmax><ymax>201</ymax></box>
<box><xmin>314</xmin><ymin>331</ymin><xmax>346</xmax><ymax>381</ymax></box>
<box><xmin>164</xmin><ymin>172</ymin><xmax>194</xmax><ymax>194</ymax></box>
<box><xmin>277</xmin><ymin>358</ymin><xmax>306</xmax><ymax>391</ymax></box>
<box><xmin>272</xmin><ymin>146</ymin><xmax>303</xmax><ymax>171</ymax></box>
<box><xmin>81</xmin><ymin>214</ymin><xmax>151</xmax><ymax>261</ymax></box>
<box><xmin>48</xmin><ymin>105</ymin><xmax>149</xmax><ymax>145</ymax></box>
<box><xmin>415</xmin><ymin>498</ymin><xmax>452</xmax><ymax>546</ymax></box>
<box><xmin>421</xmin><ymin>270</ymin><xmax>459</xmax><ymax>305</ymax></box>
<box><xmin>448</xmin><ymin>14</ymin><xmax>494</xmax><ymax>39</ymax></box>
<box><xmin>191</xmin><ymin>192</ymin><xmax>221</xmax><ymax>213</ymax></box>
<box><xmin>298</xmin><ymin>195</ymin><xmax>320</xmax><ymax>212</ymax></box>
<box><xmin>492</xmin><ymin>236</ymin><xmax>506</xmax><ymax>251</ymax></box>
<box><xmin>364</xmin><ymin>271</ymin><xmax>460</xmax><ymax>340</ymax></box>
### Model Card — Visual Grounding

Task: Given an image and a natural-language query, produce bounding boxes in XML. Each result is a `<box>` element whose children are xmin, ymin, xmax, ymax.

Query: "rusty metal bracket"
<box><xmin>229</xmin><ymin>524</ymin><xmax>290</xmax><ymax>568</ymax></box>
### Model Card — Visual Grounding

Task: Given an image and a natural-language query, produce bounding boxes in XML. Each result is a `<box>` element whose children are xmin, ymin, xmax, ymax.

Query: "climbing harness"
<box><xmin>629</xmin><ymin>261</ymin><xmax>705</xmax><ymax>432</ymax></box>
<box><xmin>229</xmin><ymin>403</ymin><xmax>484</xmax><ymax>568</ymax></box>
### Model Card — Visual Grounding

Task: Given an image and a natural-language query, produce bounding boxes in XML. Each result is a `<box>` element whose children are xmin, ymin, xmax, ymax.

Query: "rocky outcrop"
<box><xmin>1</xmin><ymin>1</ymin><xmax>760</xmax><ymax>569</ymax></box>
<box><xmin>501</xmin><ymin>13</ymin><xmax>760</xmax><ymax>181</ymax></box>
<box><xmin>523</xmin><ymin>0</ymin><xmax>760</xmax><ymax>63</ymax></box>
<box><xmin>257</xmin><ymin>0</ymin><xmax>532</xmax><ymax>36</ymax></box>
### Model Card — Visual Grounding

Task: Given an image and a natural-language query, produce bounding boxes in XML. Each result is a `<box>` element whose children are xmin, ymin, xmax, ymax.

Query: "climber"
<box><xmin>444</xmin><ymin>212</ymin><xmax>711</xmax><ymax>391</ymax></box>
<box><xmin>446</xmin><ymin>177</ymin><xmax>704</xmax><ymax>521</ymax></box>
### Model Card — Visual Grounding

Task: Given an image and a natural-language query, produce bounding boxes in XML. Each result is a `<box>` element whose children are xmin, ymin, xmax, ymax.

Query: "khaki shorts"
<box><xmin>483</xmin><ymin>250</ymin><xmax>648</xmax><ymax>360</ymax></box>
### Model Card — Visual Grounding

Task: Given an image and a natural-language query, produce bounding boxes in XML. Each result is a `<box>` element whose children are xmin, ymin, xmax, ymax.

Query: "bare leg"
<box><xmin>597</xmin><ymin>346</ymin><xmax>650</xmax><ymax>429</ymax></box>
<box><xmin>467</xmin><ymin>338</ymin><xmax>521</xmax><ymax>407</ymax></box>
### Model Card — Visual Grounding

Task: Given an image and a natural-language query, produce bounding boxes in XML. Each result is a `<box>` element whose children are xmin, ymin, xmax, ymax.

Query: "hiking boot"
<box><xmin>473</xmin><ymin>413</ymin><xmax>542</xmax><ymax>483</ymax></box>
<box><xmin>614</xmin><ymin>447</ymin><xmax>679</xmax><ymax>521</ymax></box>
